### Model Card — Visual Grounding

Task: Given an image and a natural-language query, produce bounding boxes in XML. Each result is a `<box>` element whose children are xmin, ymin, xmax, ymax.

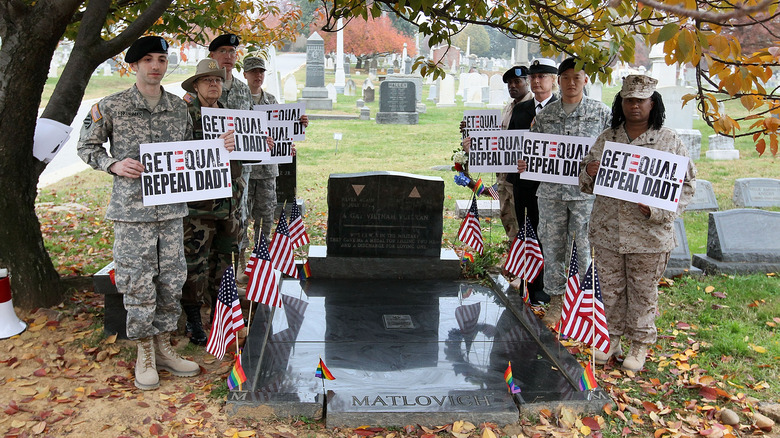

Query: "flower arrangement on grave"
<box><xmin>451</xmin><ymin>148</ymin><xmax>498</xmax><ymax>199</ymax></box>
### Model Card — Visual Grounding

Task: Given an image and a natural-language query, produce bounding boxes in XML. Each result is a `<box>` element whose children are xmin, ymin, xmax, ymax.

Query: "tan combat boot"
<box><xmin>135</xmin><ymin>337</ymin><xmax>159</xmax><ymax>390</ymax></box>
<box><xmin>595</xmin><ymin>335</ymin><xmax>623</xmax><ymax>364</ymax></box>
<box><xmin>154</xmin><ymin>333</ymin><xmax>201</xmax><ymax>377</ymax></box>
<box><xmin>542</xmin><ymin>294</ymin><xmax>563</xmax><ymax>326</ymax></box>
<box><xmin>236</xmin><ymin>252</ymin><xmax>249</xmax><ymax>284</ymax></box>
<box><xmin>622</xmin><ymin>342</ymin><xmax>649</xmax><ymax>372</ymax></box>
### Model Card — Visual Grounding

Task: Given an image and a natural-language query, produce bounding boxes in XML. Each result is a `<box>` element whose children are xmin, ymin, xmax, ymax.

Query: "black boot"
<box><xmin>183</xmin><ymin>305</ymin><xmax>207</xmax><ymax>346</ymax></box>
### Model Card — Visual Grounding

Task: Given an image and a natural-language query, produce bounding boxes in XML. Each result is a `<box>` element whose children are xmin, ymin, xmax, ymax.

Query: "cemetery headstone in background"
<box><xmin>732</xmin><ymin>178</ymin><xmax>780</xmax><ymax>208</ymax></box>
<box><xmin>376</xmin><ymin>80</ymin><xmax>418</xmax><ymax>125</ymax></box>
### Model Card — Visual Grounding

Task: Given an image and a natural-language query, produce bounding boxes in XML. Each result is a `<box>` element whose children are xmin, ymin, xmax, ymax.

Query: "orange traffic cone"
<box><xmin>0</xmin><ymin>269</ymin><xmax>26</xmax><ymax>339</ymax></box>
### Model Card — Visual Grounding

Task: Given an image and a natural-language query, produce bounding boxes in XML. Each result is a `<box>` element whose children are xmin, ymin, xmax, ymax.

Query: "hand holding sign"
<box><xmin>220</xmin><ymin>130</ymin><xmax>235</xmax><ymax>152</ymax></box>
<box><xmin>586</xmin><ymin>160</ymin><xmax>600</xmax><ymax>177</ymax></box>
<box><xmin>111</xmin><ymin>158</ymin><xmax>145</xmax><ymax>179</ymax></box>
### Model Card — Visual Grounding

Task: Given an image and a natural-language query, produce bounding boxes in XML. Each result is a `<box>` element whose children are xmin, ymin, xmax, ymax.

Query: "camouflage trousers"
<box><xmin>243</xmin><ymin>177</ymin><xmax>277</xmax><ymax>248</ymax></box>
<box><xmin>181</xmin><ymin>212</ymin><xmax>240</xmax><ymax>308</ymax></box>
<box><xmin>537</xmin><ymin>197</ymin><xmax>594</xmax><ymax>296</ymax></box>
<box><xmin>593</xmin><ymin>245</ymin><xmax>670</xmax><ymax>344</ymax></box>
<box><xmin>113</xmin><ymin>219</ymin><xmax>186</xmax><ymax>340</ymax></box>
<box><xmin>497</xmin><ymin>173</ymin><xmax>518</xmax><ymax>240</ymax></box>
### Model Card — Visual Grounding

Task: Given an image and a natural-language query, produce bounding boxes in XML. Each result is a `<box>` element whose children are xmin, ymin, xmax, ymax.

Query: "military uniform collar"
<box><xmin>130</xmin><ymin>84</ymin><xmax>175</xmax><ymax>113</ymax></box>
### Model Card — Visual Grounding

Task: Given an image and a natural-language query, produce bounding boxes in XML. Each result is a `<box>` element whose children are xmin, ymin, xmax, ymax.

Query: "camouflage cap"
<box><xmin>182</xmin><ymin>58</ymin><xmax>226</xmax><ymax>93</ymax></box>
<box><xmin>619</xmin><ymin>74</ymin><xmax>658</xmax><ymax>99</ymax></box>
<box><xmin>244</xmin><ymin>56</ymin><xmax>267</xmax><ymax>72</ymax></box>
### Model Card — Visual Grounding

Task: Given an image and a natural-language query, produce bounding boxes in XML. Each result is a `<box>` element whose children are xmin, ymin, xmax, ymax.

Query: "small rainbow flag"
<box><xmin>227</xmin><ymin>350</ymin><xmax>247</xmax><ymax>390</ymax></box>
<box><xmin>298</xmin><ymin>261</ymin><xmax>312</xmax><ymax>279</ymax></box>
<box><xmin>462</xmin><ymin>252</ymin><xmax>474</xmax><ymax>263</ymax></box>
<box><xmin>315</xmin><ymin>358</ymin><xmax>335</xmax><ymax>380</ymax></box>
<box><xmin>503</xmin><ymin>361</ymin><xmax>522</xmax><ymax>394</ymax></box>
<box><xmin>472</xmin><ymin>178</ymin><xmax>485</xmax><ymax>196</ymax></box>
<box><xmin>579</xmin><ymin>362</ymin><xmax>598</xmax><ymax>391</ymax></box>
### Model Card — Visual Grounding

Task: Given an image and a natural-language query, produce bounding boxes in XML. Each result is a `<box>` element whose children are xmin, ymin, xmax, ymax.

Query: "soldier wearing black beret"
<box><xmin>124</xmin><ymin>35</ymin><xmax>169</xmax><ymax>64</ymax></box>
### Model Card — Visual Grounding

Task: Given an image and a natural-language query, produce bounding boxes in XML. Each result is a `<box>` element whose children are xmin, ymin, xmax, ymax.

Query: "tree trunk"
<box><xmin>0</xmin><ymin>2</ymin><xmax>81</xmax><ymax>309</ymax></box>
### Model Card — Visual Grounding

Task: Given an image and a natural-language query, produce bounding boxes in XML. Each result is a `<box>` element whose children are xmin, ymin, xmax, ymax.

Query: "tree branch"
<box><xmin>638</xmin><ymin>0</ymin><xmax>775</xmax><ymax>23</ymax></box>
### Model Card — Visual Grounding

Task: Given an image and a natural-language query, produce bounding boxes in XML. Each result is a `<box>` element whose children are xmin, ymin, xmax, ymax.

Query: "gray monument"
<box><xmin>300</xmin><ymin>32</ymin><xmax>332</xmax><ymax>110</ymax></box>
<box><xmin>692</xmin><ymin>209</ymin><xmax>780</xmax><ymax>274</ymax></box>
<box><xmin>362</xmin><ymin>80</ymin><xmax>375</xmax><ymax>103</ymax></box>
<box><xmin>664</xmin><ymin>218</ymin><xmax>702</xmax><ymax>277</ymax></box>
<box><xmin>376</xmin><ymin>80</ymin><xmax>418</xmax><ymax>125</ymax></box>
<box><xmin>706</xmin><ymin>134</ymin><xmax>740</xmax><ymax>160</ymax></box>
<box><xmin>685</xmin><ymin>179</ymin><xmax>719</xmax><ymax>211</ymax></box>
<box><xmin>733</xmin><ymin>178</ymin><xmax>780</xmax><ymax>207</ymax></box>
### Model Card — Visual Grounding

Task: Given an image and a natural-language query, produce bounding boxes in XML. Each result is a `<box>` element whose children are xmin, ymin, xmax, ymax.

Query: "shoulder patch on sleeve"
<box><xmin>183</xmin><ymin>93</ymin><xmax>194</xmax><ymax>103</ymax></box>
<box><xmin>90</xmin><ymin>103</ymin><xmax>102</xmax><ymax>122</ymax></box>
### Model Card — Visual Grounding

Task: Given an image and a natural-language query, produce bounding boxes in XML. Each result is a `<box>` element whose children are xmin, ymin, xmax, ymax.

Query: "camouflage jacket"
<box><xmin>185</xmin><ymin>97</ymin><xmax>244</xmax><ymax>219</ymax></box>
<box><xmin>580</xmin><ymin>125</ymin><xmax>697</xmax><ymax>253</ymax></box>
<box><xmin>220</xmin><ymin>76</ymin><xmax>253</xmax><ymax>111</ymax></box>
<box><xmin>77</xmin><ymin>85</ymin><xmax>192</xmax><ymax>222</ymax></box>
<box><xmin>248</xmin><ymin>89</ymin><xmax>279</xmax><ymax>180</ymax></box>
<box><xmin>530</xmin><ymin>96</ymin><xmax>611</xmax><ymax>200</ymax></box>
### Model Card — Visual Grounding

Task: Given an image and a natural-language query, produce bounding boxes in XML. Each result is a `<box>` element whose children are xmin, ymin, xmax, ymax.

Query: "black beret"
<box><xmin>209</xmin><ymin>34</ymin><xmax>240</xmax><ymax>51</ymax></box>
<box><xmin>558</xmin><ymin>57</ymin><xmax>583</xmax><ymax>75</ymax></box>
<box><xmin>125</xmin><ymin>36</ymin><xmax>169</xmax><ymax>63</ymax></box>
<box><xmin>502</xmin><ymin>66</ymin><xmax>528</xmax><ymax>83</ymax></box>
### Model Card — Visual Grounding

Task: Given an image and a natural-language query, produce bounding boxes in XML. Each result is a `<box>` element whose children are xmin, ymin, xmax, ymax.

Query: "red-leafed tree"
<box><xmin>316</xmin><ymin>15</ymin><xmax>415</xmax><ymax>69</ymax></box>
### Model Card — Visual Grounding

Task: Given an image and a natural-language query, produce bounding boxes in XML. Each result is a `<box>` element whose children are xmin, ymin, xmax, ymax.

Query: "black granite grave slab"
<box><xmin>227</xmin><ymin>277</ymin><xmax>609</xmax><ymax>426</ymax></box>
<box><xmin>326</xmin><ymin>172</ymin><xmax>444</xmax><ymax>258</ymax></box>
<box><xmin>93</xmin><ymin>262</ymin><xmax>128</xmax><ymax>339</ymax></box>
<box><xmin>692</xmin><ymin>209</ymin><xmax>780</xmax><ymax>274</ymax></box>
<box><xmin>376</xmin><ymin>80</ymin><xmax>418</xmax><ymax>124</ymax></box>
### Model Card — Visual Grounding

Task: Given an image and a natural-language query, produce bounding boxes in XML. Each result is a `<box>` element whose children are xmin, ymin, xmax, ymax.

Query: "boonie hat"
<box><xmin>620</xmin><ymin>75</ymin><xmax>658</xmax><ymax>99</ymax></box>
<box><xmin>125</xmin><ymin>36</ymin><xmax>169</xmax><ymax>63</ymax></box>
<box><xmin>528</xmin><ymin>58</ymin><xmax>558</xmax><ymax>75</ymax></box>
<box><xmin>557</xmin><ymin>57</ymin><xmax>584</xmax><ymax>75</ymax></box>
<box><xmin>209</xmin><ymin>33</ymin><xmax>240</xmax><ymax>51</ymax></box>
<box><xmin>181</xmin><ymin>58</ymin><xmax>226</xmax><ymax>93</ymax></box>
<box><xmin>244</xmin><ymin>56</ymin><xmax>267</xmax><ymax>72</ymax></box>
<box><xmin>502</xmin><ymin>65</ymin><xmax>528</xmax><ymax>83</ymax></box>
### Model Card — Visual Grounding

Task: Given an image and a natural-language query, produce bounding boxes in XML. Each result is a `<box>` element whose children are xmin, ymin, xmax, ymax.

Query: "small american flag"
<box><xmin>519</xmin><ymin>216</ymin><xmax>543</xmax><ymax>282</ymax></box>
<box><xmin>245</xmin><ymin>233</ymin><xmax>282</xmax><ymax>308</ymax></box>
<box><xmin>457</xmin><ymin>195</ymin><xmax>484</xmax><ymax>255</ymax></box>
<box><xmin>582</xmin><ymin>262</ymin><xmax>611</xmax><ymax>353</ymax></box>
<box><xmin>555</xmin><ymin>241</ymin><xmax>581</xmax><ymax>335</ymax></box>
<box><xmin>288</xmin><ymin>203</ymin><xmax>310</xmax><ymax>249</ymax></box>
<box><xmin>486</xmin><ymin>184</ymin><xmax>499</xmax><ymax>200</ymax></box>
<box><xmin>206</xmin><ymin>266</ymin><xmax>245</xmax><ymax>360</ymax></box>
<box><xmin>269</xmin><ymin>210</ymin><xmax>299</xmax><ymax>278</ymax></box>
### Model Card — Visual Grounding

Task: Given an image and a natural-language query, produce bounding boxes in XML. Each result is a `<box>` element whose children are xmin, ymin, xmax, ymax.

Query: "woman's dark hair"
<box><xmin>610</xmin><ymin>91</ymin><xmax>666</xmax><ymax>130</ymax></box>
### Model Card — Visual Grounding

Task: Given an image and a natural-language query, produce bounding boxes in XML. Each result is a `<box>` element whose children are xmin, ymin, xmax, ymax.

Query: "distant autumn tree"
<box><xmin>318</xmin><ymin>15</ymin><xmax>415</xmax><ymax>69</ymax></box>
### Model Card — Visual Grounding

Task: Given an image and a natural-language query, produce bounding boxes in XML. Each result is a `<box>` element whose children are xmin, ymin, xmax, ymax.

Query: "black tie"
<box><xmin>536</xmin><ymin>103</ymin><xmax>543</xmax><ymax>113</ymax></box>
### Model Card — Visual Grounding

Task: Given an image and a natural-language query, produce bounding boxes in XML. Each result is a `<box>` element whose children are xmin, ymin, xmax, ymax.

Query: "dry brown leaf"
<box><xmin>481</xmin><ymin>427</ymin><xmax>497</xmax><ymax>438</ymax></box>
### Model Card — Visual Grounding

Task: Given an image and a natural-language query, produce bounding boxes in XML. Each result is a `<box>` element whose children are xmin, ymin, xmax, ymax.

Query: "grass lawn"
<box><xmin>34</xmin><ymin>67</ymin><xmax>779</xmax><ymax>436</ymax></box>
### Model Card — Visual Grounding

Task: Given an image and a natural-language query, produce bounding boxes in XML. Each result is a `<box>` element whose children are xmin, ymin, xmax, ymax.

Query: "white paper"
<box><xmin>593</xmin><ymin>141</ymin><xmax>690</xmax><ymax>212</ymax></box>
<box><xmin>518</xmin><ymin>132</ymin><xmax>595</xmax><ymax>186</ymax></box>
<box><xmin>33</xmin><ymin>118</ymin><xmax>73</xmax><ymax>163</ymax></box>
<box><xmin>201</xmin><ymin>107</ymin><xmax>271</xmax><ymax>161</ymax></box>
<box><xmin>140</xmin><ymin>139</ymin><xmax>233</xmax><ymax>206</ymax></box>
<box><xmin>462</xmin><ymin>109</ymin><xmax>502</xmax><ymax>139</ymax></box>
<box><xmin>253</xmin><ymin>102</ymin><xmax>306</xmax><ymax>141</ymax></box>
<box><xmin>468</xmin><ymin>129</ymin><xmax>525</xmax><ymax>173</ymax></box>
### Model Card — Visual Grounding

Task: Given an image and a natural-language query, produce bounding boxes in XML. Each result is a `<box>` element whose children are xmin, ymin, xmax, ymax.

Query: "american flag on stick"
<box><xmin>288</xmin><ymin>202</ymin><xmax>310</xmax><ymax>249</ymax></box>
<box><xmin>457</xmin><ymin>195</ymin><xmax>483</xmax><ymax>255</ymax></box>
<box><xmin>206</xmin><ymin>266</ymin><xmax>245</xmax><ymax>360</ymax></box>
<box><xmin>245</xmin><ymin>232</ymin><xmax>282</xmax><ymax>308</ymax></box>
<box><xmin>269</xmin><ymin>210</ymin><xmax>299</xmax><ymax>278</ymax></box>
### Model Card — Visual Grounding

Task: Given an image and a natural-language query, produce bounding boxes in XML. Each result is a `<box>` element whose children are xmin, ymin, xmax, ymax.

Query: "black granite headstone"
<box><xmin>275</xmin><ymin>156</ymin><xmax>297</xmax><ymax>205</ymax></box>
<box><xmin>379</xmin><ymin>80</ymin><xmax>416</xmax><ymax>113</ymax></box>
<box><xmin>326</xmin><ymin>171</ymin><xmax>443</xmax><ymax>257</ymax></box>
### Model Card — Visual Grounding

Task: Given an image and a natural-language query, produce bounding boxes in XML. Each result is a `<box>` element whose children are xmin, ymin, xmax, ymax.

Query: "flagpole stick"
<box><xmin>250</xmin><ymin>304</ymin><xmax>277</xmax><ymax>392</ymax></box>
<box><xmin>590</xmin><ymin>247</ymin><xmax>596</xmax><ymax>397</ymax></box>
<box><xmin>245</xmin><ymin>219</ymin><xmax>262</xmax><ymax>340</ymax></box>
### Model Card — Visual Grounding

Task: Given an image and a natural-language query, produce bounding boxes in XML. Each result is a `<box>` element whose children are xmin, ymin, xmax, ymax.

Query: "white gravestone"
<box><xmin>437</xmin><ymin>75</ymin><xmax>456</xmax><ymax>107</ymax></box>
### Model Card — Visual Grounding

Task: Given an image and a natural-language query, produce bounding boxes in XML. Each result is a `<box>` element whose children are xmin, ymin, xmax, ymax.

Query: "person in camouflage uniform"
<box><xmin>179</xmin><ymin>59</ymin><xmax>243</xmax><ymax>346</ymax></box>
<box><xmin>580</xmin><ymin>75</ymin><xmax>696</xmax><ymax>372</ymax></box>
<box><xmin>519</xmin><ymin>57</ymin><xmax>611</xmax><ymax>326</ymax></box>
<box><xmin>77</xmin><ymin>36</ymin><xmax>201</xmax><ymax>390</ymax></box>
<box><xmin>240</xmin><ymin>55</ymin><xmax>308</xmax><ymax>266</ymax></box>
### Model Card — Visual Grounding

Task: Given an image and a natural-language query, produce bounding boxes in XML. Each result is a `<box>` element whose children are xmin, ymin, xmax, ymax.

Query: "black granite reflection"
<box><xmin>232</xmin><ymin>278</ymin><xmax>606</xmax><ymax>425</ymax></box>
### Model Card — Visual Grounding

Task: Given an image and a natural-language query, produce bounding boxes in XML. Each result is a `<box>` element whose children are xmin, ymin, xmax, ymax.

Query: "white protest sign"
<box><xmin>201</xmin><ymin>107</ymin><xmax>271</xmax><ymax>161</ymax></box>
<box><xmin>468</xmin><ymin>129</ymin><xmax>525</xmax><ymax>173</ymax></box>
<box><xmin>593</xmin><ymin>141</ymin><xmax>690</xmax><ymax>212</ymax></box>
<box><xmin>518</xmin><ymin>132</ymin><xmax>594</xmax><ymax>185</ymax></box>
<box><xmin>462</xmin><ymin>109</ymin><xmax>502</xmax><ymax>139</ymax></box>
<box><xmin>254</xmin><ymin>102</ymin><xmax>306</xmax><ymax>141</ymax></box>
<box><xmin>33</xmin><ymin>118</ymin><xmax>72</xmax><ymax>163</ymax></box>
<box><xmin>140</xmin><ymin>139</ymin><xmax>232</xmax><ymax>206</ymax></box>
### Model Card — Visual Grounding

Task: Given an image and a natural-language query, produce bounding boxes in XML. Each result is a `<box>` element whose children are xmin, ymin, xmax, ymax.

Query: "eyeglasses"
<box><xmin>215</xmin><ymin>48</ymin><xmax>237</xmax><ymax>56</ymax></box>
<box><xmin>199</xmin><ymin>77</ymin><xmax>223</xmax><ymax>84</ymax></box>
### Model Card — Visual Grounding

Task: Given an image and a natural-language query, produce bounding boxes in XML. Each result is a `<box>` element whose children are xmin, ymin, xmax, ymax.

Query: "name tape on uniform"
<box><xmin>201</xmin><ymin>107</ymin><xmax>271</xmax><ymax>161</ymax></box>
<box><xmin>140</xmin><ymin>139</ymin><xmax>232</xmax><ymax>206</ymax></box>
<box><xmin>593</xmin><ymin>141</ymin><xmax>690</xmax><ymax>212</ymax></box>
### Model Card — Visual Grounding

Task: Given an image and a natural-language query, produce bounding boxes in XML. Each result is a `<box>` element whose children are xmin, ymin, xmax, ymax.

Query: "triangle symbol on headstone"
<box><xmin>409</xmin><ymin>187</ymin><xmax>421</xmax><ymax>198</ymax></box>
<box><xmin>352</xmin><ymin>184</ymin><xmax>365</xmax><ymax>196</ymax></box>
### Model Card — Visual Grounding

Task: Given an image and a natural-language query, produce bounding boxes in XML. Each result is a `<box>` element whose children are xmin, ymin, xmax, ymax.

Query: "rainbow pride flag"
<box><xmin>462</xmin><ymin>252</ymin><xmax>475</xmax><ymax>263</ymax></box>
<box><xmin>472</xmin><ymin>178</ymin><xmax>485</xmax><ymax>196</ymax></box>
<box><xmin>504</xmin><ymin>362</ymin><xmax>522</xmax><ymax>394</ymax></box>
<box><xmin>298</xmin><ymin>261</ymin><xmax>312</xmax><ymax>279</ymax></box>
<box><xmin>227</xmin><ymin>350</ymin><xmax>247</xmax><ymax>390</ymax></box>
<box><xmin>579</xmin><ymin>362</ymin><xmax>598</xmax><ymax>390</ymax></box>
<box><xmin>315</xmin><ymin>358</ymin><xmax>335</xmax><ymax>380</ymax></box>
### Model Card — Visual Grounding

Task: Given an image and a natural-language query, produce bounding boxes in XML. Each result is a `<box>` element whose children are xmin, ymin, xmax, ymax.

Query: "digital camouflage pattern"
<box><xmin>77</xmin><ymin>85</ymin><xmax>192</xmax><ymax>341</ymax></box>
<box><xmin>77</xmin><ymin>85</ymin><xmax>192</xmax><ymax>222</ymax></box>
<box><xmin>529</xmin><ymin>95</ymin><xmax>611</xmax><ymax>296</ymax></box>
<box><xmin>249</xmin><ymin>90</ymin><xmax>279</xmax><ymax>180</ymax></box>
<box><xmin>581</xmin><ymin>125</ymin><xmax>696</xmax><ymax>346</ymax></box>
<box><xmin>245</xmin><ymin>177</ymin><xmax>276</xmax><ymax>237</ymax></box>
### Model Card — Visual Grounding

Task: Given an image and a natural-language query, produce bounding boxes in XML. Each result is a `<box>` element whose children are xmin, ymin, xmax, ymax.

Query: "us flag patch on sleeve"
<box><xmin>90</xmin><ymin>103</ymin><xmax>102</xmax><ymax>122</ymax></box>
<box><xmin>183</xmin><ymin>93</ymin><xmax>194</xmax><ymax>103</ymax></box>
